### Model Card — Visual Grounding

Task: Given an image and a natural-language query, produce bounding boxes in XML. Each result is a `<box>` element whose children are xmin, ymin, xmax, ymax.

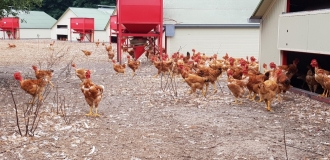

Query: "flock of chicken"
<box><xmin>12</xmin><ymin>39</ymin><xmax>329</xmax><ymax>115</ymax></box>
<box><xmin>141</xmin><ymin>50</ymin><xmax>299</xmax><ymax>112</ymax></box>
<box><xmin>105</xmin><ymin>44</ymin><xmax>302</xmax><ymax>112</ymax></box>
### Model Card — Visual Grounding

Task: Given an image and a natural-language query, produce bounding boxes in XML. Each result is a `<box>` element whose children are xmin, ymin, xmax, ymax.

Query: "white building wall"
<box><xmin>105</xmin><ymin>24</ymin><xmax>110</xmax><ymax>42</ymax></box>
<box><xmin>20</xmin><ymin>29</ymin><xmax>51</xmax><ymax>39</ymax></box>
<box><xmin>259</xmin><ymin>0</ymin><xmax>286</xmax><ymax>72</ymax></box>
<box><xmin>166</xmin><ymin>28</ymin><xmax>259</xmax><ymax>59</ymax></box>
<box><xmin>51</xmin><ymin>10</ymin><xmax>76</xmax><ymax>40</ymax></box>
<box><xmin>94</xmin><ymin>29</ymin><xmax>110</xmax><ymax>43</ymax></box>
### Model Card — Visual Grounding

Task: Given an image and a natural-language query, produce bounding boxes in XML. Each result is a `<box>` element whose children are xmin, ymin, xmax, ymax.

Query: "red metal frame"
<box><xmin>280</xmin><ymin>0</ymin><xmax>290</xmax><ymax>65</ymax></box>
<box><xmin>70</xmin><ymin>18</ymin><xmax>94</xmax><ymax>42</ymax></box>
<box><xmin>0</xmin><ymin>17</ymin><xmax>20</xmax><ymax>39</ymax></box>
<box><xmin>112</xmin><ymin>0</ymin><xmax>164</xmax><ymax>63</ymax></box>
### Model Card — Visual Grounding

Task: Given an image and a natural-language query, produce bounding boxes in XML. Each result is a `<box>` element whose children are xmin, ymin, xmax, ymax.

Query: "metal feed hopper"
<box><xmin>0</xmin><ymin>17</ymin><xmax>20</xmax><ymax>39</ymax></box>
<box><xmin>70</xmin><ymin>18</ymin><xmax>94</xmax><ymax>42</ymax></box>
<box><xmin>111</xmin><ymin>0</ymin><xmax>164</xmax><ymax>62</ymax></box>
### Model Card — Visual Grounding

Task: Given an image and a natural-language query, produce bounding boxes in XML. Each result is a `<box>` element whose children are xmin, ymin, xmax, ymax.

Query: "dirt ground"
<box><xmin>0</xmin><ymin>40</ymin><xmax>329</xmax><ymax>159</ymax></box>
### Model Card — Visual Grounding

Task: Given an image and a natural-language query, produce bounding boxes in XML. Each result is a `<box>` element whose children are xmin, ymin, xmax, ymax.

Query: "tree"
<box><xmin>34</xmin><ymin>0</ymin><xmax>116</xmax><ymax>19</ymax></box>
<box><xmin>33</xmin><ymin>0</ymin><xmax>74</xmax><ymax>20</ymax></box>
<box><xmin>0</xmin><ymin>0</ymin><xmax>42</xmax><ymax>18</ymax></box>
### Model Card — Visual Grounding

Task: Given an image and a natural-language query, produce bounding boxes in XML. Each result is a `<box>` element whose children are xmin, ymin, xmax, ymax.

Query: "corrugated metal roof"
<box><xmin>69</xmin><ymin>7</ymin><xmax>115</xmax><ymax>30</ymax></box>
<box><xmin>11</xmin><ymin>11</ymin><xmax>56</xmax><ymax>29</ymax></box>
<box><xmin>164</xmin><ymin>0</ymin><xmax>260</xmax><ymax>25</ymax></box>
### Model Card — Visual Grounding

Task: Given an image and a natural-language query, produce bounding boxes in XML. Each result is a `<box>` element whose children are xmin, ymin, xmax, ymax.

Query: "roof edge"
<box><xmin>250</xmin><ymin>0</ymin><xmax>265</xmax><ymax>17</ymax></box>
<box><xmin>174</xmin><ymin>24</ymin><xmax>260</xmax><ymax>28</ymax></box>
<box><xmin>250</xmin><ymin>0</ymin><xmax>275</xmax><ymax>19</ymax></box>
<box><xmin>51</xmin><ymin>8</ymin><xmax>76</xmax><ymax>29</ymax></box>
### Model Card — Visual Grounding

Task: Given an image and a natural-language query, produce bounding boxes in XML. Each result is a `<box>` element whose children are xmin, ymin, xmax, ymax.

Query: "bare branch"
<box><xmin>10</xmin><ymin>89</ymin><xmax>22</xmax><ymax>136</ymax></box>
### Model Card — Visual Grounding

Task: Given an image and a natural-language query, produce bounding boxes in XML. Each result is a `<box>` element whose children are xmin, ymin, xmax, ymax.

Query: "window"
<box><xmin>57</xmin><ymin>25</ymin><xmax>67</xmax><ymax>29</ymax></box>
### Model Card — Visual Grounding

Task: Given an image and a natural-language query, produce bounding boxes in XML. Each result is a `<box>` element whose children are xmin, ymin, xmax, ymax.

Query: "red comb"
<box><xmin>250</xmin><ymin>56</ymin><xmax>256</xmax><ymax>62</ymax></box>
<box><xmin>227</xmin><ymin>69</ymin><xmax>233</xmax><ymax>75</ymax></box>
<box><xmin>269</xmin><ymin>62</ymin><xmax>276</xmax><ymax>69</ymax></box>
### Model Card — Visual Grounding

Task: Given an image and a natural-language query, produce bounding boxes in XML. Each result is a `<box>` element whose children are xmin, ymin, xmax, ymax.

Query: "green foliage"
<box><xmin>0</xmin><ymin>0</ymin><xmax>116</xmax><ymax>20</ymax></box>
<box><xmin>34</xmin><ymin>0</ymin><xmax>116</xmax><ymax>19</ymax></box>
<box><xmin>0</xmin><ymin>0</ymin><xmax>42</xmax><ymax>18</ymax></box>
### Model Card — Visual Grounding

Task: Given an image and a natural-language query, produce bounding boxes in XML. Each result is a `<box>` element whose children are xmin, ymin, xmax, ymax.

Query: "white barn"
<box><xmin>51</xmin><ymin>7</ymin><xmax>115</xmax><ymax>42</ymax></box>
<box><xmin>163</xmin><ymin>0</ymin><xmax>260</xmax><ymax>58</ymax></box>
<box><xmin>0</xmin><ymin>11</ymin><xmax>56</xmax><ymax>39</ymax></box>
<box><xmin>249</xmin><ymin>0</ymin><xmax>330</xmax><ymax>97</ymax></box>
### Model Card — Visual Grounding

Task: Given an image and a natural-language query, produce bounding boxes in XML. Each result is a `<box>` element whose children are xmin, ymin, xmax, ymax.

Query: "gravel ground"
<box><xmin>0</xmin><ymin>40</ymin><xmax>329</xmax><ymax>159</ymax></box>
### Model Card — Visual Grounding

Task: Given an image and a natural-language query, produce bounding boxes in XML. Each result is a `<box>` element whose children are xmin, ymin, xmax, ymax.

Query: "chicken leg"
<box><xmin>29</xmin><ymin>96</ymin><xmax>36</xmax><ymax>105</ymax></box>
<box><xmin>205</xmin><ymin>84</ymin><xmax>209</xmax><ymax>96</ymax></box>
<box><xmin>85</xmin><ymin>107</ymin><xmax>93</xmax><ymax>116</ymax></box>
<box><xmin>49</xmin><ymin>81</ymin><xmax>55</xmax><ymax>88</ymax></box>
<box><xmin>38</xmin><ymin>93</ymin><xmax>43</xmax><ymax>101</ymax></box>
<box><xmin>250</xmin><ymin>93</ymin><xmax>257</xmax><ymax>101</ymax></box>
<box><xmin>212</xmin><ymin>83</ymin><xmax>217</xmax><ymax>93</ymax></box>
<box><xmin>93</xmin><ymin>107</ymin><xmax>101</xmax><ymax>117</ymax></box>
<box><xmin>318</xmin><ymin>89</ymin><xmax>327</xmax><ymax>97</ymax></box>
<box><xmin>277</xmin><ymin>94</ymin><xmax>282</xmax><ymax>102</ymax></box>
<box><xmin>246</xmin><ymin>91</ymin><xmax>252</xmax><ymax>99</ymax></box>
<box><xmin>324</xmin><ymin>89</ymin><xmax>329</xmax><ymax>98</ymax></box>
<box><xmin>266</xmin><ymin>100</ymin><xmax>272</xmax><ymax>111</ymax></box>
<box><xmin>202</xmin><ymin>88</ymin><xmax>206</xmax><ymax>97</ymax></box>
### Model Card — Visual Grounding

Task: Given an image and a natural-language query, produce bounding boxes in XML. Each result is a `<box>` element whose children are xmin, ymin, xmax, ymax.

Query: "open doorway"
<box><xmin>57</xmin><ymin>35</ymin><xmax>67</xmax><ymax>41</ymax></box>
<box><xmin>288</xmin><ymin>0</ymin><xmax>330</xmax><ymax>12</ymax></box>
<box><xmin>283</xmin><ymin>50</ymin><xmax>330</xmax><ymax>94</ymax></box>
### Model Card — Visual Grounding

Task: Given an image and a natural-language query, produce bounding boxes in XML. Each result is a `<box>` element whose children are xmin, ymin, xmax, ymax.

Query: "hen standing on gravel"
<box><xmin>80</xmin><ymin>70</ymin><xmax>104</xmax><ymax>117</ymax></box>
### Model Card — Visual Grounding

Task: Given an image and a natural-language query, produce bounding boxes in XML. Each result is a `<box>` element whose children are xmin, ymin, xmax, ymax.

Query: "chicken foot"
<box><xmin>318</xmin><ymin>89</ymin><xmax>327</xmax><ymax>97</ymax></box>
<box><xmin>93</xmin><ymin>107</ymin><xmax>101</xmax><ymax>117</ymax></box>
<box><xmin>153</xmin><ymin>73</ymin><xmax>159</xmax><ymax>78</ymax></box>
<box><xmin>232</xmin><ymin>98</ymin><xmax>242</xmax><ymax>104</ymax></box>
<box><xmin>116</xmin><ymin>72</ymin><xmax>126</xmax><ymax>76</ymax></box>
<box><xmin>250</xmin><ymin>93</ymin><xmax>257</xmax><ymax>101</ymax></box>
<box><xmin>154</xmin><ymin>71</ymin><xmax>169</xmax><ymax>78</ymax></box>
<box><xmin>85</xmin><ymin>107</ymin><xmax>94</xmax><ymax>116</ymax></box>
